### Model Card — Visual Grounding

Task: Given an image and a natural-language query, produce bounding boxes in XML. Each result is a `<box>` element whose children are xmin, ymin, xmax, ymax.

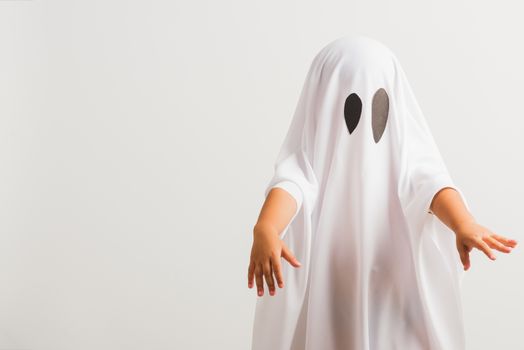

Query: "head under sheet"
<box><xmin>252</xmin><ymin>36</ymin><xmax>471</xmax><ymax>350</ymax></box>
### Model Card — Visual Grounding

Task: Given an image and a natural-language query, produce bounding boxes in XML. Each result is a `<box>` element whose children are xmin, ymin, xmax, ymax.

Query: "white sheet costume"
<box><xmin>251</xmin><ymin>36</ymin><xmax>471</xmax><ymax>350</ymax></box>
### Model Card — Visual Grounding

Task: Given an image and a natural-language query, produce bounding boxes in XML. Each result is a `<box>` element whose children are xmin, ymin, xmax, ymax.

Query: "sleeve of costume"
<box><xmin>264</xmin><ymin>146</ymin><xmax>318</xmax><ymax>239</ymax></box>
<box><xmin>263</xmin><ymin>65</ymin><xmax>320</xmax><ymax>240</ymax></box>
<box><xmin>252</xmin><ymin>59</ymin><xmax>321</xmax><ymax>350</ymax></box>
<box><xmin>397</xmin><ymin>108</ymin><xmax>471</xmax><ymax>218</ymax></box>
<box><xmin>397</xmin><ymin>108</ymin><xmax>471</xmax><ymax>350</ymax></box>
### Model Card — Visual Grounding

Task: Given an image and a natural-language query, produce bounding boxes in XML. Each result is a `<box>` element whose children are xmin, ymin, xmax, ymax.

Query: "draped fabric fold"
<box><xmin>252</xmin><ymin>35</ymin><xmax>470</xmax><ymax>350</ymax></box>
<box><xmin>263</xmin><ymin>52</ymin><xmax>322</xmax><ymax>235</ymax></box>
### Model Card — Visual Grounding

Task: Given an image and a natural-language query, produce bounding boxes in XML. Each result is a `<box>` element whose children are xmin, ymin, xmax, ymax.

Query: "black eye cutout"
<box><xmin>343</xmin><ymin>88</ymin><xmax>389</xmax><ymax>143</ymax></box>
<box><xmin>343</xmin><ymin>93</ymin><xmax>362</xmax><ymax>135</ymax></box>
<box><xmin>371</xmin><ymin>88</ymin><xmax>389</xmax><ymax>143</ymax></box>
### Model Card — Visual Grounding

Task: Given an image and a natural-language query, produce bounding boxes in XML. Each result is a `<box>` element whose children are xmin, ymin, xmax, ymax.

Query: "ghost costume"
<box><xmin>251</xmin><ymin>36</ymin><xmax>471</xmax><ymax>350</ymax></box>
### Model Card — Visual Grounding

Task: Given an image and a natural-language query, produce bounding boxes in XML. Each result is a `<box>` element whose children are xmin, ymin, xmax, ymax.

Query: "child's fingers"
<box><xmin>248</xmin><ymin>261</ymin><xmax>255</xmax><ymax>288</ymax></box>
<box><xmin>255</xmin><ymin>264</ymin><xmax>264</xmax><ymax>296</ymax></box>
<box><xmin>491</xmin><ymin>233</ymin><xmax>518</xmax><ymax>247</ymax></box>
<box><xmin>281</xmin><ymin>244</ymin><xmax>301</xmax><ymax>268</ymax></box>
<box><xmin>263</xmin><ymin>262</ymin><xmax>276</xmax><ymax>296</ymax></box>
<box><xmin>483</xmin><ymin>235</ymin><xmax>512</xmax><ymax>253</ymax></box>
<box><xmin>457</xmin><ymin>242</ymin><xmax>470</xmax><ymax>270</ymax></box>
<box><xmin>464</xmin><ymin>248</ymin><xmax>470</xmax><ymax>270</ymax></box>
<box><xmin>271</xmin><ymin>255</ymin><xmax>284</xmax><ymax>288</ymax></box>
<box><xmin>474</xmin><ymin>238</ymin><xmax>496</xmax><ymax>260</ymax></box>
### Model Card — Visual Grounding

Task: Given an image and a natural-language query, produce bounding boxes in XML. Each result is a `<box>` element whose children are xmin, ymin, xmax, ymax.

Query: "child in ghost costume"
<box><xmin>248</xmin><ymin>36</ymin><xmax>518</xmax><ymax>350</ymax></box>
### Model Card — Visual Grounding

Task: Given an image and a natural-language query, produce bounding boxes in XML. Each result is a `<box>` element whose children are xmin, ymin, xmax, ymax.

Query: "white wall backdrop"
<box><xmin>0</xmin><ymin>0</ymin><xmax>522</xmax><ymax>349</ymax></box>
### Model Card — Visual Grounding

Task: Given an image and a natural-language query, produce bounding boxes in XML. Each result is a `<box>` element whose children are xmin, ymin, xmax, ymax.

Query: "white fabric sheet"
<box><xmin>251</xmin><ymin>35</ymin><xmax>471</xmax><ymax>350</ymax></box>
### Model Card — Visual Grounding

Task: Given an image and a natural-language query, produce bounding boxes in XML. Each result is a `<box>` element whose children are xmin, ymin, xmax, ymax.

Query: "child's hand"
<box><xmin>454</xmin><ymin>221</ymin><xmax>518</xmax><ymax>270</ymax></box>
<box><xmin>248</xmin><ymin>224</ymin><xmax>301</xmax><ymax>297</ymax></box>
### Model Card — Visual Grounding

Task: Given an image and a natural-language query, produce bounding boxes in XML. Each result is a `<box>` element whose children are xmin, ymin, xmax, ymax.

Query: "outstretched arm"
<box><xmin>430</xmin><ymin>187</ymin><xmax>518</xmax><ymax>270</ymax></box>
<box><xmin>248</xmin><ymin>188</ymin><xmax>302</xmax><ymax>297</ymax></box>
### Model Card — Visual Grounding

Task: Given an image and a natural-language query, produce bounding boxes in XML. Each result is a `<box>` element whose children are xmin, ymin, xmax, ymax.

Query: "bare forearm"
<box><xmin>430</xmin><ymin>187</ymin><xmax>476</xmax><ymax>233</ymax></box>
<box><xmin>254</xmin><ymin>188</ymin><xmax>297</xmax><ymax>237</ymax></box>
<box><xmin>248</xmin><ymin>187</ymin><xmax>303</xmax><ymax>296</ymax></box>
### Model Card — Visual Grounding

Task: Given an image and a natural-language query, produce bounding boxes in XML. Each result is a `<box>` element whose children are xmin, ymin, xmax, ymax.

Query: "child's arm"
<box><xmin>430</xmin><ymin>187</ymin><xmax>518</xmax><ymax>270</ymax></box>
<box><xmin>248</xmin><ymin>188</ymin><xmax>302</xmax><ymax>297</ymax></box>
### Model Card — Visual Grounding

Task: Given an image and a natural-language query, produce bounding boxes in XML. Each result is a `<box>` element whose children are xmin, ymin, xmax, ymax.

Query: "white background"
<box><xmin>0</xmin><ymin>0</ymin><xmax>522</xmax><ymax>349</ymax></box>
